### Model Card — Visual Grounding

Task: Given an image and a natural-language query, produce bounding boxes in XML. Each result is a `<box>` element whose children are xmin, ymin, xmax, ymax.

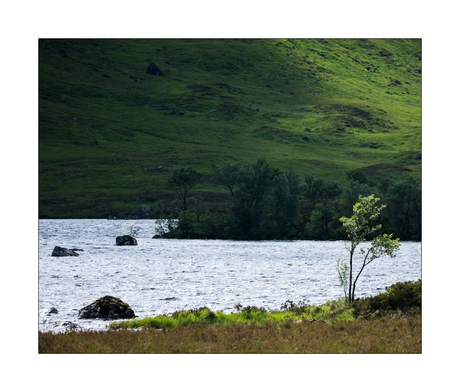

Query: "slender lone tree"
<box><xmin>338</xmin><ymin>194</ymin><xmax>400</xmax><ymax>302</ymax></box>
<box><xmin>167</xmin><ymin>167</ymin><xmax>202</xmax><ymax>212</ymax></box>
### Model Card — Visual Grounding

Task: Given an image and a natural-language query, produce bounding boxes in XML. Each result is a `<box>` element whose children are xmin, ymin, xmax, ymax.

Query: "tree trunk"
<box><xmin>348</xmin><ymin>250</ymin><xmax>354</xmax><ymax>302</ymax></box>
<box><xmin>351</xmin><ymin>249</ymin><xmax>371</xmax><ymax>302</ymax></box>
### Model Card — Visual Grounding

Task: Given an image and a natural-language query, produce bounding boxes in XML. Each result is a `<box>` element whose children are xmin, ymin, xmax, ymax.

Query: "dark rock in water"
<box><xmin>303</xmin><ymin>127</ymin><xmax>311</xmax><ymax>132</ymax></box>
<box><xmin>303</xmin><ymin>136</ymin><xmax>309</xmax><ymax>141</ymax></box>
<box><xmin>146</xmin><ymin>62</ymin><xmax>163</xmax><ymax>76</ymax></box>
<box><xmin>48</xmin><ymin>307</ymin><xmax>58</xmax><ymax>315</ymax></box>
<box><xmin>78</xmin><ymin>296</ymin><xmax>135</xmax><ymax>320</ymax></box>
<box><xmin>52</xmin><ymin>246</ymin><xmax>79</xmax><ymax>257</ymax></box>
<box><xmin>116</xmin><ymin>235</ymin><xmax>138</xmax><ymax>246</ymax></box>
<box><xmin>415</xmin><ymin>153</ymin><xmax>421</xmax><ymax>160</ymax></box>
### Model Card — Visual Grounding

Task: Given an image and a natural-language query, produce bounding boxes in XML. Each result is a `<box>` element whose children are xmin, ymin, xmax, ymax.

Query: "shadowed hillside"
<box><xmin>39</xmin><ymin>39</ymin><xmax>421</xmax><ymax>218</ymax></box>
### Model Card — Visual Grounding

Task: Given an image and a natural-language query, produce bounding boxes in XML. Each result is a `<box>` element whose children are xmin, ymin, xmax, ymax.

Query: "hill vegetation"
<box><xmin>39</xmin><ymin>39</ymin><xmax>421</xmax><ymax>224</ymax></box>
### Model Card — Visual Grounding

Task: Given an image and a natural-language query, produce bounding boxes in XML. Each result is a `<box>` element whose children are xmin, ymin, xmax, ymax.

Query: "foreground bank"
<box><xmin>39</xmin><ymin>280</ymin><xmax>421</xmax><ymax>353</ymax></box>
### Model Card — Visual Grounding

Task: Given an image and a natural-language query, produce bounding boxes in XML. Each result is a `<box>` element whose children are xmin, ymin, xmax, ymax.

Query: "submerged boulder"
<box><xmin>52</xmin><ymin>246</ymin><xmax>79</xmax><ymax>257</ymax></box>
<box><xmin>48</xmin><ymin>307</ymin><xmax>58</xmax><ymax>315</ymax></box>
<box><xmin>78</xmin><ymin>296</ymin><xmax>136</xmax><ymax>320</ymax></box>
<box><xmin>116</xmin><ymin>235</ymin><xmax>138</xmax><ymax>246</ymax></box>
<box><xmin>56</xmin><ymin>321</ymin><xmax>81</xmax><ymax>330</ymax></box>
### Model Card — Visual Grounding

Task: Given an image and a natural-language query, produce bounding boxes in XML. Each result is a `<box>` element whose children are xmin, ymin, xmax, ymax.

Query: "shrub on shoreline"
<box><xmin>351</xmin><ymin>279</ymin><xmax>421</xmax><ymax>319</ymax></box>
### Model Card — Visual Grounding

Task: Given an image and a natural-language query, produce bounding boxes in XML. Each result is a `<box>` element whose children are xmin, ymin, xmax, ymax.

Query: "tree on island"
<box><xmin>229</xmin><ymin>157</ymin><xmax>274</xmax><ymax>237</ymax></box>
<box><xmin>167</xmin><ymin>167</ymin><xmax>203</xmax><ymax>212</ymax></box>
<box><xmin>337</xmin><ymin>194</ymin><xmax>400</xmax><ymax>303</ymax></box>
<box><xmin>214</xmin><ymin>162</ymin><xmax>241</xmax><ymax>203</ymax></box>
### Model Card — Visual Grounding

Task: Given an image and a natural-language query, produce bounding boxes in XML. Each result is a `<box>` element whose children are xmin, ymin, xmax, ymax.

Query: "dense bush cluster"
<box><xmin>351</xmin><ymin>280</ymin><xmax>421</xmax><ymax>319</ymax></box>
<box><xmin>161</xmin><ymin>157</ymin><xmax>421</xmax><ymax>241</ymax></box>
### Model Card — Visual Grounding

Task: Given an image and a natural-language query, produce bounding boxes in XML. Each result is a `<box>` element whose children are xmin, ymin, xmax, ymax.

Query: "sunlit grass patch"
<box><xmin>109</xmin><ymin>305</ymin><xmax>297</xmax><ymax>330</ymax></box>
<box><xmin>109</xmin><ymin>298</ymin><xmax>357</xmax><ymax>331</ymax></box>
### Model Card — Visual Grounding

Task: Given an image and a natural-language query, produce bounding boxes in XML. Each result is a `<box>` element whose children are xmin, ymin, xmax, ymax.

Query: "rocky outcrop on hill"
<box><xmin>78</xmin><ymin>296</ymin><xmax>136</xmax><ymax>320</ymax></box>
<box><xmin>116</xmin><ymin>235</ymin><xmax>138</xmax><ymax>245</ymax></box>
<box><xmin>146</xmin><ymin>62</ymin><xmax>163</xmax><ymax>76</ymax></box>
<box><xmin>51</xmin><ymin>246</ymin><xmax>79</xmax><ymax>256</ymax></box>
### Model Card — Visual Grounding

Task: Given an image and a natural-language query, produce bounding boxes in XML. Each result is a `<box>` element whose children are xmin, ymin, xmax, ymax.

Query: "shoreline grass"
<box><xmin>110</xmin><ymin>280</ymin><xmax>421</xmax><ymax>331</ymax></box>
<box><xmin>108</xmin><ymin>298</ymin><xmax>356</xmax><ymax>331</ymax></box>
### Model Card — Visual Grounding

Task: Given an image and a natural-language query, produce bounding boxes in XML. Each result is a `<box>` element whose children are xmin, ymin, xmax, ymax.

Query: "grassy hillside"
<box><xmin>39</xmin><ymin>39</ymin><xmax>421</xmax><ymax>218</ymax></box>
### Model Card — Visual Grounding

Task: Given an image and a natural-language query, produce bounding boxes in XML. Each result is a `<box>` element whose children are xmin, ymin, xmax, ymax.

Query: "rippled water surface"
<box><xmin>39</xmin><ymin>219</ymin><xmax>421</xmax><ymax>333</ymax></box>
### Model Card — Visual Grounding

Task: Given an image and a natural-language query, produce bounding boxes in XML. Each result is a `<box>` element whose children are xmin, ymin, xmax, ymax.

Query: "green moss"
<box><xmin>95</xmin><ymin>297</ymin><xmax>132</xmax><ymax>315</ymax></box>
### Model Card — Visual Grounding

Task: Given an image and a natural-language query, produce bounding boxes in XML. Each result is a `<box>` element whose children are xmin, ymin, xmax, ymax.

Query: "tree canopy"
<box><xmin>167</xmin><ymin>167</ymin><xmax>203</xmax><ymax>212</ymax></box>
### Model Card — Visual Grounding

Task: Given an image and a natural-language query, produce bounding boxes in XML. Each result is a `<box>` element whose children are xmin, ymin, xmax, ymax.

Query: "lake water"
<box><xmin>39</xmin><ymin>219</ymin><xmax>421</xmax><ymax>333</ymax></box>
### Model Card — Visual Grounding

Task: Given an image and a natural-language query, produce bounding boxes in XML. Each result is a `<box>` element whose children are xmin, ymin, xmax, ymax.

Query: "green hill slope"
<box><xmin>39</xmin><ymin>38</ymin><xmax>421</xmax><ymax>218</ymax></box>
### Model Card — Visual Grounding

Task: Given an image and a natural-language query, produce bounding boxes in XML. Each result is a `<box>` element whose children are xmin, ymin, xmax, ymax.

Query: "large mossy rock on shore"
<box><xmin>52</xmin><ymin>246</ymin><xmax>79</xmax><ymax>256</ymax></box>
<box><xmin>78</xmin><ymin>296</ymin><xmax>135</xmax><ymax>320</ymax></box>
<box><xmin>116</xmin><ymin>235</ymin><xmax>137</xmax><ymax>246</ymax></box>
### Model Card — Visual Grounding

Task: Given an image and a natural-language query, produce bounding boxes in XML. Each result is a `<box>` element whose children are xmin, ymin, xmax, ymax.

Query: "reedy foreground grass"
<box><xmin>39</xmin><ymin>316</ymin><xmax>421</xmax><ymax>353</ymax></box>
